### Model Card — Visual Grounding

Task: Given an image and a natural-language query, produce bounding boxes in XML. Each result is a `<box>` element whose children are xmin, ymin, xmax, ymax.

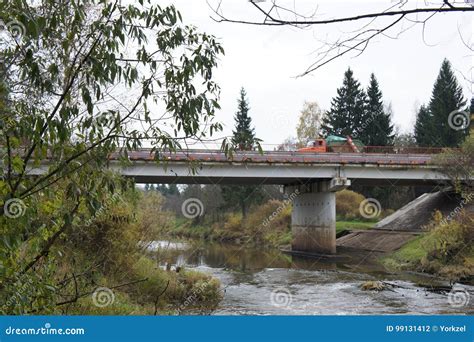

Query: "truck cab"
<box><xmin>297</xmin><ymin>138</ymin><xmax>327</xmax><ymax>153</ymax></box>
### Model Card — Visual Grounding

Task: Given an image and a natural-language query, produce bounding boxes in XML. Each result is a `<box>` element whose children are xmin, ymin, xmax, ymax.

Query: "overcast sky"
<box><xmin>162</xmin><ymin>1</ymin><xmax>473</xmax><ymax>148</ymax></box>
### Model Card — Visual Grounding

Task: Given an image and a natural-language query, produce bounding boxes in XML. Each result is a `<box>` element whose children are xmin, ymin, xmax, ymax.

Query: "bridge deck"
<box><xmin>117</xmin><ymin>150</ymin><xmax>435</xmax><ymax>166</ymax></box>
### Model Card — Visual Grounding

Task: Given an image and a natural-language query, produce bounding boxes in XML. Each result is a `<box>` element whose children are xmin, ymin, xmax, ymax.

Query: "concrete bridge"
<box><xmin>32</xmin><ymin>148</ymin><xmax>455</xmax><ymax>255</ymax></box>
<box><xmin>103</xmin><ymin>149</ymin><xmax>455</xmax><ymax>255</ymax></box>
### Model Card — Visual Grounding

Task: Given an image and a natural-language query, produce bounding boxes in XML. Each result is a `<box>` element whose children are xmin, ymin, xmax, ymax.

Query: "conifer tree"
<box><xmin>222</xmin><ymin>88</ymin><xmax>262</xmax><ymax>217</ymax></box>
<box><xmin>323</xmin><ymin>68</ymin><xmax>367</xmax><ymax>140</ymax></box>
<box><xmin>363</xmin><ymin>73</ymin><xmax>394</xmax><ymax>146</ymax></box>
<box><xmin>415</xmin><ymin>59</ymin><xmax>466</xmax><ymax>147</ymax></box>
<box><xmin>232</xmin><ymin>87</ymin><xmax>256</xmax><ymax>150</ymax></box>
<box><xmin>414</xmin><ymin>105</ymin><xmax>432</xmax><ymax>146</ymax></box>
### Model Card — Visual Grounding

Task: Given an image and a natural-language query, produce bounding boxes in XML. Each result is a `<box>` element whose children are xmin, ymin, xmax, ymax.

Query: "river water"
<box><xmin>149</xmin><ymin>240</ymin><xmax>473</xmax><ymax>315</ymax></box>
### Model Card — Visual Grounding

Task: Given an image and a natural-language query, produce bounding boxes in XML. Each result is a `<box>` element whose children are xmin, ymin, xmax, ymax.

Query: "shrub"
<box><xmin>422</xmin><ymin>211</ymin><xmax>473</xmax><ymax>265</ymax></box>
<box><xmin>336</xmin><ymin>190</ymin><xmax>365</xmax><ymax>220</ymax></box>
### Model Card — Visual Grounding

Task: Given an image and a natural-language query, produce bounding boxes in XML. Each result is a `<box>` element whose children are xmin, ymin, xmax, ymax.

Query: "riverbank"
<box><xmin>159</xmin><ymin>218</ymin><xmax>374</xmax><ymax>247</ymax></box>
<box><xmin>159</xmin><ymin>193</ymin><xmax>375</xmax><ymax>248</ymax></box>
<box><xmin>147</xmin><ymin>238</ymin><xmax>473</xmax><ymax>315</ymax></box>
<box><xmin>381</xmin><ymin>210</ymin><xmax>473</xmax><ymax>283</ymax></box>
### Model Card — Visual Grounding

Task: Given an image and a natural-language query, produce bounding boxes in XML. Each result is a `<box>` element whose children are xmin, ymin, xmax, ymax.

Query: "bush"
<box><xmin>383</xmin><ymin>209</ymin><xmax>474</xmax><ymax>281</ymax></box>
<box><xmin>336</xmin><ymin>190</ymin><xmax>366</xmax><ymax>220</ymax></box>
<box><xmin>422</xmin><ymin>211</ymin><xmax>472</xmax><ymax>260</ymax></box>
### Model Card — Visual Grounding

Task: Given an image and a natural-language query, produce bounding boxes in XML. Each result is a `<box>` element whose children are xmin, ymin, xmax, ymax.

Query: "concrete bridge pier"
<box><xmin>285</xmin><ymin>178</ymin><xmax>350</xmax><ymax>255</ymax></box>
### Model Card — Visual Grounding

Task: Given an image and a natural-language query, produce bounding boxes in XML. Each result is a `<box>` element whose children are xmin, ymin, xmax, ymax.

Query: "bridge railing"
<box><xmin>362</xmin><ymin>146</ymin><xmax>448</xmax><ymax>154</ymax></box>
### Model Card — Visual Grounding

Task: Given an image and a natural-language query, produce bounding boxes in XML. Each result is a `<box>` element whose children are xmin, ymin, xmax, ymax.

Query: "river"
<box><xmin>148</xmin><ymin>240</ymin><xmax>474</xmax><ymax>315</ymax></box>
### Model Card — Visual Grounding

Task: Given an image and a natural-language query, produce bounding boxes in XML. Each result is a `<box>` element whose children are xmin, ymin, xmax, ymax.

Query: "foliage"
<box><xmin>0</xmin><ymin>0</ymin><xmax>224</xmax><ymax>314</ymax></box>
<box><xmin>414</xmin><ymin>59</ymin><xmax>467</xmax><ymax>147</ymax></box>
<box><xmin>393</xmin><ymin>132</ymin><xmax>417</xmax><ymax>147</ymax></box>
<box><xmin>223</xmin><ymin>87</ymin><xmax>262</xmax><ymax>217</ymax></box>
<box><xmin>277</xmin><ymin>136</ymin><xmax>299</xmax><ymax>151</ymax></box>
<box><xmin>1</xmin><ymin>185</ymin><xmax>222</xmax><ymax>315</ymax></box>
<box><xmin>322</xmin><ymin>68</ymin><xmax>368</xmax><ymax>140</ymax></box>
<box><xmin>383</xmin><ymin>210</ymin><xmax>473</xmax><ymax>281</ymax></box>
<box><xmin>364</xmin><ymin>74</ymin><xmax>394</xmax><ymax>146</ymax></box>
<box><xmin>163</xmin><ymin>199</ymin><xmax>293</xmax><ymax>248</ymax></box>
<box><xmin>414</xmin><ymin>105</ymin><xmax>432</xmax><ymax>146</ymax></box>
<box><xmin>323</xmin><ymin>69</ymin><xmax>395</xmax><ymax>147</ymax></box>
<box><xmin>231</xmin><ymin>87</ymin><xmax>257</xmax><ymax>150</ymax></box>
<box><xmin>336</xmin><ymin>190</ymin><xmax>365</xmax><ymax>220</ymax></box>
<box><xmin>296</xmin><ymin>101</ymin><xmax>325</xmax><ymax>145</ymax></box>
<box><xmin>435</xmin><ymin>133</ymin><xmax>474</xmax><ymax>192</ymax></box>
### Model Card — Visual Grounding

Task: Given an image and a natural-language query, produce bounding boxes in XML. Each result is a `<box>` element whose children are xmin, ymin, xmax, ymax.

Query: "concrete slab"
<box><xmin>374</xmin><ymin>191</ymin><xmax>461</xmax><ymax>232</ymax></box>
<box><xmin>336</xmin><ymin>229</ymin><xmax>420</xmax><ymax>252</ymax></box>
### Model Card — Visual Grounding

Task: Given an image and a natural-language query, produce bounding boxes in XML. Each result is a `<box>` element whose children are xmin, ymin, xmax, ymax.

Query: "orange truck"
<box><xmin>297</xmin><ymin>136</ymin><xmax>363</xmax><ymax>153</ymax></box>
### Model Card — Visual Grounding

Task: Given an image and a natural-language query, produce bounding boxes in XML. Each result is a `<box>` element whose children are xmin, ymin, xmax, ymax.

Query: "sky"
<box><xmin>161</xmin><ymin>0</ymin><xmax>473</xmax><ymax>149</ymax></box>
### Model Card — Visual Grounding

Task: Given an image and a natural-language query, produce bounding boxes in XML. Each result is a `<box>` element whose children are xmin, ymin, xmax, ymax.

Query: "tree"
<box><xmin>277</xmin><ymin>136</ymin><xmax>298</xmax><ymax>151</ymax></box>
<box><xmin>211</xmin><ymin>2</ymin><xmax>474</xmax><ymax>75</ymax></box>
<box><xmin>322</xmin><ymin>68</ymin><xmax>368</xmax><ymax>140</ymax></box>
<box><xmin>414</xmin><ymin>105</ymin><xmax>433</xmax><ymax>146</ymax></box>
<box><xmin>362</xmin><ymin>74</ymin><xmax>394</xmax><ymax>146</ymax></box>
<box><xmin>415</xmin><ymin>59</ymin><xmax>467</xmax><ymax>147</ymax></box>
<box><xmin>0</xmin><ymin>1</ymin><xmax>223</xmax><ymax>313</ymax></box>
<box><xmin>393</xmin><ymin>131</ymin><xmax>417</xmax><ymax>148</ymax></box>
<box><xmin>296</xmin><ymin>101</ymin><xmax>324</xmax><ymax>146</ymax></box>
<box><xmin>349</xmin><ymin>74</ymin><xmax>394</xmax><ymax>204</ymax></box>
<box><xmin>222</xmin><ymin>88</ymin><xmax>262</xmax><ymax>217</ymax></box>
<box><xmin>232</xmin><ymin>87</ymin><xmax>256</xmax><ymax>150</ymax></box>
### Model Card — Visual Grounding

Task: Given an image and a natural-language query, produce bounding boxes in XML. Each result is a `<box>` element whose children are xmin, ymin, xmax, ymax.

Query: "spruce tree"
<box><xmin>364</xmin><ymin>73</ymin><xmax>394</xmax><ymax>146</ymax></box>
<box><xmin>222</xmin><ymin>88</ymin><xmax>262</xmax><ymax>217</ymax></box>
<box><xmin>232</xmin><ymin>87</ymin><xmax>256</xmax><ymax>150</ymax></box>
<box><xmin>415</xmin><ymin>59</ymin><xmax>466</xmax><ymax>147</ymax></box>
<box><xmin>414</xmin><ymin>105</ymin><xmax>433</xmax><ymax>146</ymax></box>
<box><xmin>323</xmin><ymin>68</ymin><xmax>368</xmax><ymax>141</ymax></box>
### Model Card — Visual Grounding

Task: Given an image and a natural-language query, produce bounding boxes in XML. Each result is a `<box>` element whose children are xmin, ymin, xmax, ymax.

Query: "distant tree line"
<box><xmin>153</xmin><ymin>60</ymin><xmax>469</xmax><ymax>217</ymax></box>
<box><xmin>322</xmin><ymin>69</ymin><xmax>394</xmax><ymax>147</ymax></box>
<box><xmin>292</xmin><ymin>58</ymin><xmax>468</xmax><ymax>208</ymax></box>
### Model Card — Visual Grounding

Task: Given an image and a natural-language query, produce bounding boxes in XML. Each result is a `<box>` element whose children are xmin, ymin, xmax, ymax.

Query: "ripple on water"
<box><xmin>195</xmin><ymin>267</ymin><xmax>473</xmax><ymax>315</ymax></box>
<box><xmin>156</xmin><ymin>241</ymin><xmax>473</xmax><ymax>315</ymax></box>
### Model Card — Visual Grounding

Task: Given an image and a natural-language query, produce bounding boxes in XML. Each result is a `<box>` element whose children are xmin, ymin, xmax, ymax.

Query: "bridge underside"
<box><xmin>117</xmin><ymin>160</ymin><xmax>449</xmax><ymax>187</ymax></box>
<box><xmin>129</xmin><ymin>175</ymin><xmax>445</xmax><ymax>186</ymax></box>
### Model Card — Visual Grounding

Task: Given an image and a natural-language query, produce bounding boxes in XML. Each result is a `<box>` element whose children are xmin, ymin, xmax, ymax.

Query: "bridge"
<box><xmin>112</xmin><ymin>149</ymin><xmax>447</xmax><ymax>186</ymax></box>
<box><xmin>31</xmin><ymin>148</ymin><xmax>455</xmax><ymax>255</ymax></box>
<box><xmin>100</xmin><ymin>148</ymin><xmax>456</xmax><ymax>255</ymax></box>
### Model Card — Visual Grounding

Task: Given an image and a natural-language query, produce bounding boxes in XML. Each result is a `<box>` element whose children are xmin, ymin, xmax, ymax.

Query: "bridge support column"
<box><xmin>286</xmin><ymin>178</ymin><xmax>350</xmax><ymax>255</ymax></box>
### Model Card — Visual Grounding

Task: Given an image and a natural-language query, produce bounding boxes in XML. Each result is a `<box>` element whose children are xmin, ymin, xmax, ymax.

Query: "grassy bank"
<box><xmin>66</xmin><ymin>257</ymin><xmax>222</xmax><ymax>315</ymax></box>
<box><xmin>161</xmin><ymin>199</ymin><xmax>293</xmax><ymax>248</ymax></box>
<box><xmin>382</xmin><ymin>211</ymin><xmax>473</xmax><ymax>282</ymax></box>
<box><xmin>158</xmin><ymin>194</ymin><xmax>376</xmax><ymax>248</ymax></box>
<box><xmin>336</xmin><ymin>221</ymin><xmax>375</xmax><ymax>233</ymax></box>
<box><xmin>1</xmin><ymin>188</ymin><xmax>222</xmax><ymax>315</ymax></box>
